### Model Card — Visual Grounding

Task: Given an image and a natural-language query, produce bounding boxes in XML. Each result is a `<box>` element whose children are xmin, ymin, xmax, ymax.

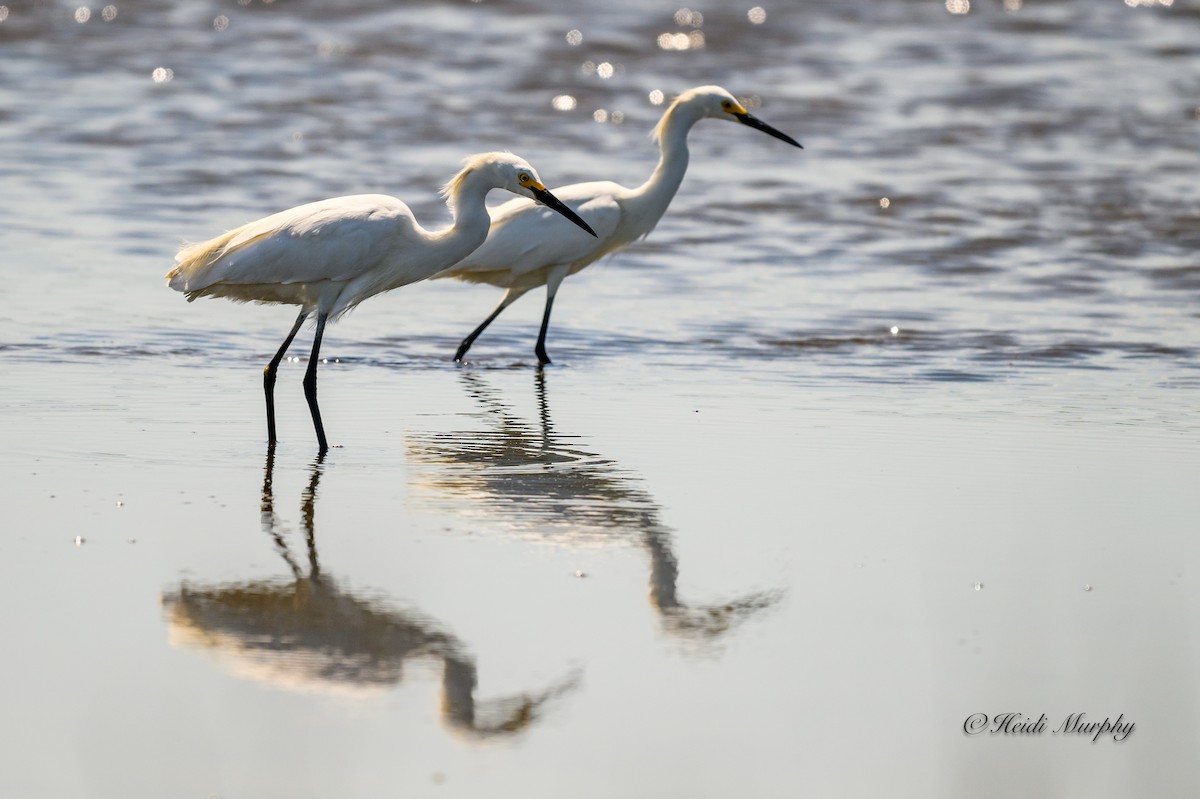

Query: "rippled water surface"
<box><xmin>2</xmin><ymin>1</ymin><xmax>1198</xmax><ymax>796</ymax></box>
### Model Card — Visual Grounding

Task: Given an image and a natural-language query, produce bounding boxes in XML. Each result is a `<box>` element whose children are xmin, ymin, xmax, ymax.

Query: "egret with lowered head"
<box><xmin>167</xmin><ymin>152</ymin><xmax>597</xmax><ymax>454</ymax></box>
<box><xmin>440</xmin><ymin>86</ymin><xmax>801</xmax><ymax>365</ymax></box>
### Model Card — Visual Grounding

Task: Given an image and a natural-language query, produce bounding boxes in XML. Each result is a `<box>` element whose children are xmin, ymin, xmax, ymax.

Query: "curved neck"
<box><xmin>421</xmin><ymin>170</ymin><xmax>494</xmax><ymax>276</ymax></box>
<box><xmin>627</xmin><ymin>101</ymin><xmax>701</xmax><ymax>217</ymax></box>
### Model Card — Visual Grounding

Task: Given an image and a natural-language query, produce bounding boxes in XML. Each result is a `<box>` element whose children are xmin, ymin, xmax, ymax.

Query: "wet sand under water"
<box><xmin>3</xmin><ymin>353</ymin><xmax>1198</xmax><ymax>796</ymax></box>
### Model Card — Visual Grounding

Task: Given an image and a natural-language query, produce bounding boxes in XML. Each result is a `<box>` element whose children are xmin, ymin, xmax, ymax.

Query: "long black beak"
<box><xmin>530</xmin><ymin>186</ymin><xmax>598</xmax><ymax>237</ymax></box>
<box><xmin>735</xmin><ymin>112</ymin><xmax>803</xmax><ymax>148</ymax></box>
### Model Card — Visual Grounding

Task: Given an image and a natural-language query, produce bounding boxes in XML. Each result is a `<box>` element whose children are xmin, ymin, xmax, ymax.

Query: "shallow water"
<box><xmin>2</xmin><ymin>1</ymin><xmax>1198</xmax><ymax>796</ymax></box>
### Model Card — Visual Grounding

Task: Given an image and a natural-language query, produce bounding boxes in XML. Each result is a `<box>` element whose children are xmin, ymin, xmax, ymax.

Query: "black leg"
<box><xmin>260</xmin><ymin>447</ymin><xmax>304</xmax><ymax>580</ymax></box>
<box><xmin>301</xmin><ymin>453</ymin><xmax>324</xmax><ymax>578</ymax></box>
<box><xmin>535</xmin><ymin>293</ymin><xmax>556</xmax><ymax>366</ymax></box>
<box><xmin>303</xmin><ymin>312</ymin><xmax>329</xmax><ymax>455</ymax></box>
<box><xmin>264</xmin><ymin>310</ymin><xmax>308</xmax><ymax>448</ymax></box>
<box><xmin>455</xmin><ymin>294</ymin><xmax>516</xmax><ymax>363</ymax></box>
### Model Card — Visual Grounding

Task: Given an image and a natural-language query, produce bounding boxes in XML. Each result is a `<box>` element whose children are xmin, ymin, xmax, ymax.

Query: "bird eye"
<box><xmin>518</xmin><ymin>173</ymin><xmax>531</xmax><ymax>184</ymax></box>
<box><xmin>722</xmin><ymin>100</ymin><xmax>734</xmax><ymax>111</ymax></box>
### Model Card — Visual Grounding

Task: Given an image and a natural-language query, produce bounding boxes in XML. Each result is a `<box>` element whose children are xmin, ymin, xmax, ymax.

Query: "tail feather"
<box><xmin>166</xmin><ymin>223</ymin><xmax>273</xmax><ymax>293</ymax></box>
<box><xmin>166</xmin><ymin>228</ymin><xmax>242</xmax><ymax>292</ymax></box>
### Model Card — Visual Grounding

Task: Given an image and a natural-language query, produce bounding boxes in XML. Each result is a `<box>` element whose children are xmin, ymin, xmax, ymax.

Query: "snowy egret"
<box><xmin>166</xmin><ymin>152</ymin><xmax>597</xmax><ymax>453</ymax></box>
<box><xmin>440</xmin><ymin>86</ymin><xmax>801</xmax><ymax>365</ymax></box>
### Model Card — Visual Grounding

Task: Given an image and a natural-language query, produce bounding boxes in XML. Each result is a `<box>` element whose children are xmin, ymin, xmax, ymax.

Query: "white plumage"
<box><xmin>440</xmin><ymin>86</ymin><xmax>802</xmax><ymax>365</ymax></box>
<box><xmin>169</xmin><ymin>194</ymin><xmax>423</xmax><ymax>317</ymax></box>
<box><xmin>166</xmin><ymin>152</ymin><xmax>597</xmax><ymax>453</ymax></box>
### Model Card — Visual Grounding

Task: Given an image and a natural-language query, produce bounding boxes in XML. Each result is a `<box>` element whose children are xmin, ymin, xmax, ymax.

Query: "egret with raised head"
<box><xmin>166</xmin><ymin>152</ymin><xmax>597</xmax><ymax>453</ymax></box>
<box><xmin>440</xmin><ymin>86</ymin><xmax>801</xmax><ymax>365</ymax></box>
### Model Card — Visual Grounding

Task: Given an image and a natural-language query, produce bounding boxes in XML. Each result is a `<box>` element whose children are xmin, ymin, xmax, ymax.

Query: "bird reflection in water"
<box><xmin>407</xmin><ymin>371</ymin><xmax>781</xmax><ymax>640</ymax></box>
<box><xmin>162</xmin><ymin>451</ymin><xmax>576</xmax><ymax>738</ymax></box>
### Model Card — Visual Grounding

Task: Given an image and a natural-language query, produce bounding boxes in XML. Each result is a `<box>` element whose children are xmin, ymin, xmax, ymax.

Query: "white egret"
<box><xmin>440</xmin><ymin>86</ymin><xmax>801</xmax><ymax>365</ymax></box>
<box><xmin>166</xmin><ymin>152</ymin><xmax>597</xmax><ymax>453</ymax></box>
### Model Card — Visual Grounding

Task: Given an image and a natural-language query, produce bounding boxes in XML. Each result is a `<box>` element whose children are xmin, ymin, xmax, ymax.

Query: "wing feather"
<box><xmin>168</xmin><ymin>195</ymin><xmax>417</xmax><ymax>292</ymax></box>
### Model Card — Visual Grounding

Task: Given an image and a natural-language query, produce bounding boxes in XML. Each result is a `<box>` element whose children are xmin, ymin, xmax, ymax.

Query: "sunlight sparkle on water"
<box><xmin>551</xmin><ymin>94</ymin><xmax>577</xmax><ymax>111</ymax></box>
<box><xmin>674</xmin><ymin>8</ymin><xmax>703</xmax><ymax>26</ymax></box>
<box><xmin>565</xmin><ymin>29</ymin><xmax>582</xmax><ymax>45</ymax></box>
<box><xmin>748</xmin><ymin>6</ymin><xmax>767</xmax><ymax>24</ymax></box>
<box><xmin>102</xmin><ymin>5</ymin><xmax>117</xmax><ymax>21</ymax></box>
<box><xmin>0</xmin><ymin>7</ymin><xmax>8</xmax><ymax>23</ymax></box>
<box><xmin>880</xmin><ymin>197</ymin><xmax>891</xmax><ymax>208</ymax></box>
<box><xmin>649</xmin><ymin>89</ymin><xmax>665</xmax><ymax>105</ymax></box>
<box><xmin>74</xmin><ymin>7</ymin><xmax>90</xmax><ymax>23</ymax></box>
<box><xmin>946</xmin><ymin>0</ymin><xmax>970</xmax><ymax>13</ymax></box>
<box><xmin>657</xmin><ymin>31</ymin><xmax>705</xmax><ymax>50</ymax></box>
<box><xmin>596</xmin><ymin>61</ymin><xmax>615</xmax><ymax>79</ymax></box>
<box><xmin>214</xmin><ymin>14</ymin><xmax>230</xmax><ymax>31</ymax></box>
<box><xmin>151</xmin><ymin>67</ymin><xmax>174</xmax><ymax>83</ymax></box>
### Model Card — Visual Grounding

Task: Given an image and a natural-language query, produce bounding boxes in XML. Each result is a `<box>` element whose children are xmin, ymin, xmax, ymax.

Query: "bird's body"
<box><xmin>170</xmin><ymin>194</ymin><xmax>427</xmax><ymax>317</ymax></box>
<box><xmin>439</xmin><ymin>86</ymin><xmax>802</xmax><ymax>364</ymax></box>
<box><xmin>167</xmin><ymin>152</ymin><xmax>597</xmax><ymax>453</ymax></box>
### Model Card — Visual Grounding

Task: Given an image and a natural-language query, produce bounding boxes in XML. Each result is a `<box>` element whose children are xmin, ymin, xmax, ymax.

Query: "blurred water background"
<box><xmin>1</xmin><ymin>0</ymin><xmax>1198</xmax><ymax>796</ymax></box>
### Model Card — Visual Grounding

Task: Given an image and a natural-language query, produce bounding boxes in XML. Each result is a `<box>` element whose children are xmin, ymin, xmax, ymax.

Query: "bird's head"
<box><xmin>457</xmin><ymin>152</ymin><xmax>597</xmax><ymax>237</ymax></box>
<box><xmin>489</xmin><ymin>153</ymin><xmax>544</xmax><ymax>198</ymax></box>
<box><xmin>677</xmin><ymin>85</ymin><xmax>803</xmax><ymax>148</ymax></box>
<box><xmin>453</xmin><ymin>152</ymin><xmax>542</xmax><ymax>198</ymax></box>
